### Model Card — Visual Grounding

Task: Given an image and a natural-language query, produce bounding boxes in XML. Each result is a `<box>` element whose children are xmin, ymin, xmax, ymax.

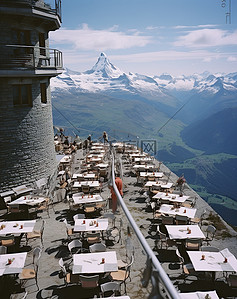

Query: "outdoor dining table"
<box><xmin>187</xmin><ymin>249</ymin><xmax>237</xmax><ymax>279</ymax></box>
<box><xmin>152</xmin><ymin>192</ymin><xmax>189</xmax><ymax>203</ymax></box>
<box><xmin>145</xmin><ymin>181</ymin><xmax>173</xmax><ymax>190</ymax></box>
<box><xmin>133</xmin><ymin>164</ymin><xmax>155</xmax><ymax>170</ymax></box>
<box><xmin>0</xmin><ymin>252</ymin><xmax>27</xmax><ymax>276</ymax></box>
<box><xmin>158</xmin><ymin>204</ymin><xmax>197</xmax><ymax>219</ymax></box>
<box><xmin>72</xmin><ymin>194</ymin><xmax>104</xmax><ymax>205</ymax></box>
<box><xmin>96</xmin><ymin>163</ymin><xmax>109</xmax><ymax>168</ymax></box>
<box><xmin>0</xmin><ymin>220</ymin><xmax>36</xmax><ymax>235</ymax></box>
<box><xmin>73</xmin><ymin>181</ymin><xmax>100</xmax><ymax>188</ymax></box>
<box><xmin>140</xmin><ymin>172</ymin><xmax>163</xmax><ymax>178</ymax></box>
<box><xmin>72</xmin><ymin>173</ymin><xmax>96</xmax><ymax>180</ymax></box>
<box><xmin>179</xmin><ymin>290</ymin><xmax>219</xmax><ymax>299</ymax></box>
<box><xmin>165</xmin><ymin>225</ymin><xmax>205</xmax><ymax>240</ymax></box>
<box><xmin>72</xmin><ymin>251</ymin><xmax>118</xmax><ymax>274</ymax></box>
<box><xmin>134</xmin><ymin>157</ymin><xmax>153</xmax><ymax>163</ymax></box>
<box><xmin>8</xmin><ymin>195</ymin><xmax>46</xmax><ymax>207</ymax></box>
<box><xmin>74</xmin><ymin>218</ymin><xmax>108</xmax><ymax>232</ymax></box>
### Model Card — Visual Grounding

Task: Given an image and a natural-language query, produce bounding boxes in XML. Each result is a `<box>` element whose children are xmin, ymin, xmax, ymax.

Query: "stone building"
<box><xmin>0</xmin><ymin>0</ymin><xmax>63</xmax><ymax>192</ymax></box>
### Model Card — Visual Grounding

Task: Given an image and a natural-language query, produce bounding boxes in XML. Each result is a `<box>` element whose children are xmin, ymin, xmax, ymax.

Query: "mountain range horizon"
<box><xmin>51</xmin><ymin>52</ymin><xmax>237</xmax><ymax>226</ymax></box>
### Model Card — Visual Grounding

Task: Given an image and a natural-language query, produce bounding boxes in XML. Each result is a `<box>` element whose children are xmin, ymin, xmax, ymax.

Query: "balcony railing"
<box><xmin>0</xmin><ymin>45</ymin><xmax>63</xmax><ymax>70</ymax></box>
<box><xmin>1</xmin><ymin>0</ymin><xmax>62</xmax><ymax>22</ymax></box>
<box><xmin>110</xmin><ymin>149</ymin><xmax>181</xmax><ymax>299</ymax></box>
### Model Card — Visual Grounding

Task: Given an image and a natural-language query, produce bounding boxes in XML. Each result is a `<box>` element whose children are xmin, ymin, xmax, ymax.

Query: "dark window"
<box><xmin>40</xmin><ymin>83</ymin><xmax>47</xmax><ymax>104</ymax></box>
<box><xmin>13</xmin><ymin>85</ymin><xmax>32</xmax><ymax>106</ymax></box>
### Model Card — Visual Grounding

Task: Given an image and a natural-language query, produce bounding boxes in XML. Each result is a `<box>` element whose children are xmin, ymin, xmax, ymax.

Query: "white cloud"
<box><xmin>50</xmin><ymin>24</ymin><xmax>152</xmax><ymax>51</ymax></box>
<box><xmin>174</xmin><ymin>25</ymin><xmax>218</xmax><ymax>29</ymax></box>
<box><xmin>174</xmin><ymin>29</ymin><xmax>237</xmax><ymax>48</ymax></box>
<box><xmin>227</xmin><ymin>56</ymin><xmax>237</xmax><ymax>62</ymax></box>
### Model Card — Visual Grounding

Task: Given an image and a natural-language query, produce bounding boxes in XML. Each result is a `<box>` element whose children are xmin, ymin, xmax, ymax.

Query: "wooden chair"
<box><xmin>110</xmin><ymin>255</ymin><xmax>134</xmax><ymax>294</ymax></box>
<box><xmin>63</xmin><ymin>219</ymin><xmax>74</xmax><ymax>241</ymax></box>
<box><xmin>26</xmin><ymin>220</ymin><xmax>45</xmax><ymax>247</ymax></box>
<box><xmin>81</xmin><ymin>185</ymin><xmax>90</xmax><ymax>194</ymax></box>
<box><xmin>0</xmin><ymin>234</ymin><xmax>15</xmax><ymax>248</ymax></box>
<box><xmin>185</xmin><ymin>238</ymin><xmax>202</xmax><ymax>251</ymax></box>
<box><xmin>161</xmin><ymin>214</ymin><xmax>174</xmax><ymax>225</ymax></box>
<box><xmin>176</xmin><ymin>249</ymin><xmax>197</xmax><ymax>281</ymax></box>
<box><xmin>59</xmin><ymin>258</ymin><xmax>80</xmax><ymax>286</ymax></box>
<box><xmin>86</xmin><ymin>232</ymin><xmax>101</xmax><ymax>245</ymax></box>
<box><xmin>84</xmin><ymin>203</ymin><xmax>96</xmax><ymax>215</ymax></box>
<box><xmin>175</xmin><ymin>214</ymin><xmax>189</xmax><ymax>225</ymax></box>
<box><xmin>19</xmin><ymin>247</ymin><xmax>42</xmax><ymax>291</ymax></box>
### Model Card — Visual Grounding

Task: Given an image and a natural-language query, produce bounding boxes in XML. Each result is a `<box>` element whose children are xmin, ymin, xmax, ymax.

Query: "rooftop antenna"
<box><xmin>222</xmin><ymin>0</ymin><xmax>231</xmax><ymax>24</ymax></box>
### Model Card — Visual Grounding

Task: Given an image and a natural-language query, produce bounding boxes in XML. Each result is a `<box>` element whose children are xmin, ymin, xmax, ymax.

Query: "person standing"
<box><xmin>110</xmin><ymin>173</ymin><xmax>123</xmax><ymax>214</ymax></box>
<box><xmin>103</xmin><ymin>131</ymin><xmax>108</xmax><ymax>144</ymax></box>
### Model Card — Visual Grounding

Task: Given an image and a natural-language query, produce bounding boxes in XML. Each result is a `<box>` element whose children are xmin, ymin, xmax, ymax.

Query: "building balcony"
<box><xmin>0</xmin><ymin>45</ymin><xmax>63</xmax><ymax>77</ymax></box>
<box><xmin>0</xmin><ymin>0</ymin><xmax>62</xmax><ymax>29</ymax></box>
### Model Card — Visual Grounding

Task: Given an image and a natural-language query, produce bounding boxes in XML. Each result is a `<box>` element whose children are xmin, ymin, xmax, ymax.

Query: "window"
<box><xmin>13</xmin><ymin>85</ymin><xmax>32</xmax><ymax>106</ymax></box>
<box><xmin>40</xmin><ymin>83</ymin><xmax>47</xmax><ymax>104</ymax></box>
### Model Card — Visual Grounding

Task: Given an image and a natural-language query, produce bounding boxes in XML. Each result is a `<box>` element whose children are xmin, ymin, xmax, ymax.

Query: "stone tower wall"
<box><xmin>0</xmin><ymin>78</ymin><xmax>57</xmax><ymax>191</ymax></box>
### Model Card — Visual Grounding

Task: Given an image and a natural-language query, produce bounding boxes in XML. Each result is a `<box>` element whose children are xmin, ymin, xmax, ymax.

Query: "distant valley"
<box><xmin>51</xmin><ymin>53</ymin><xmax>237</xmax><ymax>226</ymax></box>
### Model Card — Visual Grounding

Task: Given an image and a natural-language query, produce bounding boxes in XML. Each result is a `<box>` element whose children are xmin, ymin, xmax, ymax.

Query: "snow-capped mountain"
<box><xmin>52</xmin><ymin>52</ymin><xmax>237</xmax><ymax>99</ymax></box>
<box><xmin>52</xmin><ymin>53</ymin><xmax>168</xmax><ymax>98</ymax></box>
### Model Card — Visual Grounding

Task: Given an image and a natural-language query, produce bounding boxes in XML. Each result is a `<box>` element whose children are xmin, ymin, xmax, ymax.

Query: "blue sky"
<box><xmin>50</xmin><ymin>0</ymin><xmax>237</xmax><ymax>76</ymax></box>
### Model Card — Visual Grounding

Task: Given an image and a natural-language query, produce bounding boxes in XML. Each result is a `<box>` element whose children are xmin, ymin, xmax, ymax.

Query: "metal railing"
<box><xmin>0</xmin><ymin>45</ymin><xmax>63</xmax><ymax>70</ymax></box>
<box><xmin>111</xmin><ymin>150</ymin><xmax>181</xmax><ymax>299</ymax></box>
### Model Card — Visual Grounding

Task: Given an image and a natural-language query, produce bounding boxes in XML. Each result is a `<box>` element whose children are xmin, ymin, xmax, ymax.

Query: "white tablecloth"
<box><xmin>73</xmin><ymin>251</ymin><xmax>118</xmax><ymax>274</ymax></box>
<box><xmin>0</xmin><ymin>252</ymin><xmax>27</xmax><ymax>276</ymax></box>
<box><xmin>72</xmin><ymin>194</ymin><xmax>104</xmax><ymax>205</ymax></box>
<box><xmin>145</xmin><ymin>181</ymin><xmax>173</xmax><ymax>189</ymax></box>
<box><xmin>0</xmin><ymin>220</ymin><xmax>36</xmax><ymax>235</ymax></box>
<box><xmin>74</xmin><ymin>218</ymin><xmax>108</xmax><ymax>232</ymax></box>
<box><xmin>140</xmin><ymin>172</ymin><xmax>163</xmax><ymax>178</ymax></box>
<box><xmin>153</xmin><ymin>192</ymin><xmax>189</xmax><ymax>203</ymax></box>
<box><xmin>73</xmin><ymin>181</ymin><xmax>100</xmax><ymax>188</ymax></box>
<box><xmin>72</xmin><ymin>173</ymin><xmax>96</xmax><ymax>179</ymax></box>
<box><xmin>158</xmin><ymin>204</ymin><xmax>196</xmax><ymax>219</ymax></box>
<box><xmin>187</xmin><ymin>250</ymin><xmax>235</xmax><ymax>272</ymax></box>
<box><xmin>165</xmin><ymin>225</ymin><xmax>205</xmax><ymax>240</ymax></box>
<box><xmin>8</xmin><ymin>195</ymin><xmax>46</xmax><ymax>206</ymax></box>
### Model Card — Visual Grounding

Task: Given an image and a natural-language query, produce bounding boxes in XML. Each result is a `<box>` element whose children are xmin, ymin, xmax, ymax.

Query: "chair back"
<box><xmin>68</xmin><ymin>239</ymin><xmax>82</xmax><ymax>254</ymax></box>
<box><xmin>79</xmin><ymin>274</ymin><xmax>99</xmax><ymax>288</ymax></box>
<box><xmin>175</xmin><ymin>214</ymin><xmax>188</xmax><ymax>225</ymax></box>
<box><xmin>82</xmin><ymin>185</ymin><xmax>90</xmax><ymax>193</ymax></box>
<box><xmin>161</xmin><ymin>214</ymin><xmax>174</xmax><ymax>225</ymax></box>
<box><xmin>0</xmin><ymin>245</ymin><xmax>7</xmax><ymax>254</ymax></box>
<box><xmin>59</xmin><ymin>258</ymin><xmax>67</xmax><ymax>275</ymax></box>
<box><xmin>73</xmin><ymin>214</ymin><xmax>85</xmax><ymax>221</ymax></box>
<box><xmin>200</xmin><ymin>246</ymin><xmax>219</xmax><ymax>252</ymax></box>
<box><xmin>185</xmin><ymin>238</ymin><xmax>202</xmax><ymax>250</ymax></box>
<box><xmin>89</xmin><ymin>243</ymin><xmax>106</xmax><ymax>253</ymax></box>
<box><xmin>0</xmin><ymin>234</ymin><xmax>15</xmax><ymax>247</ymax></box>
<box><xmin>100</xmin><ymin>281</ymin><xmax>121</xmax><ymax>297</ymax></box>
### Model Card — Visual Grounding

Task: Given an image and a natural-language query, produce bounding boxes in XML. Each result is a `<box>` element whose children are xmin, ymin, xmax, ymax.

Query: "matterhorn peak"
<box><xmin>90</xmin><ymin>52</ymin><xmax>123</xmax><ymax>78</ymax></box>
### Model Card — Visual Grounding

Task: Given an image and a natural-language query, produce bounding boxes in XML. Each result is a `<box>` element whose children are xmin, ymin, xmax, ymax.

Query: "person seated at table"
<box><xmin>110</xmin><ymin>172</ymin><xmax>123</xmax><ymax>214</ymax></box>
